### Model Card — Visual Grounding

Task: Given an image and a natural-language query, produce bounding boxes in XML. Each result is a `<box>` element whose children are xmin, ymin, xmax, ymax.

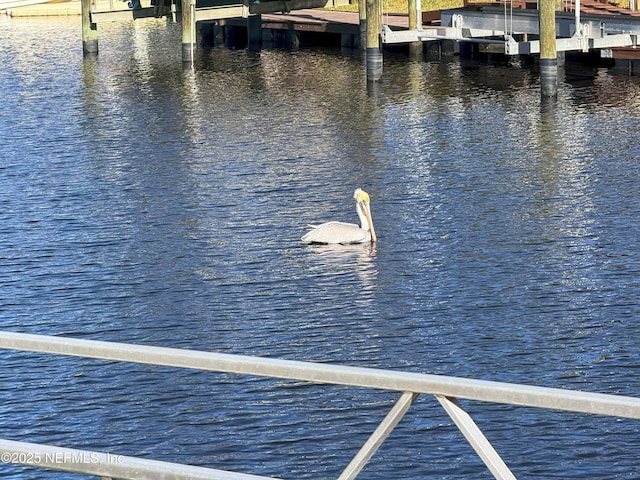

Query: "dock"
<box><xmin>4</xmin><ymin>0</ymin><xmax>640</xmax><ymax>92</ymax></box>
<box><xmin>1</xmin><ymin>0</ymin><xmax>133</xmax><ymax>16</ymax></box>
<box><xmin>87</xmin><ymin>0</ymin><xmax>640</xmax><ymax>62</ymax></box>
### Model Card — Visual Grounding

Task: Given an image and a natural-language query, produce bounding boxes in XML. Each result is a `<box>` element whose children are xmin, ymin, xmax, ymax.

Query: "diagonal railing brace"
<box><xmin>436</xmin><ymin>395</ymin><xmax>516</xmax><ymax>480</ymax></box>
<box><xmin>338</xmin><ymin>391</ymin><xmax>419</xmax><ymax>480</ymax></box>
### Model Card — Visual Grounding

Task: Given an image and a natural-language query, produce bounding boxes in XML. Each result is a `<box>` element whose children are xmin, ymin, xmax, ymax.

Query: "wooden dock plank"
<box><xmin>261</xmin><ymin>9</ymin><xmax>409</xmax><ymax>29</ymax></box>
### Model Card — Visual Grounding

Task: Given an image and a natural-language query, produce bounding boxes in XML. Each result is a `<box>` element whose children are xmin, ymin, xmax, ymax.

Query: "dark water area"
<box><xmin>1</xmin><ymin>14</ymin><xmax>640</xmax><ymax>479</ymax></box>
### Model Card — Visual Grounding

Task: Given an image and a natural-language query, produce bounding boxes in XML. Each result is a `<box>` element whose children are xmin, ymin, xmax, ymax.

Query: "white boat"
<box><xmin>1</xmin><ymin>0</ymin><xmax>69</xmax><ymax>11</ymax></box>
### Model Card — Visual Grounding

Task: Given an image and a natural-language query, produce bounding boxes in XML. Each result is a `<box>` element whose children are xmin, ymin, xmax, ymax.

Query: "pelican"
<box><xmin>301</xmin><ymin>188</ymin><xmax>377</xmax><ymax>244</ymax></box>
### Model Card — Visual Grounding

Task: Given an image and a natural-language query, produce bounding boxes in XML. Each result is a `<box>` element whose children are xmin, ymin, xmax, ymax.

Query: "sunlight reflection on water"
<box><xmin>1</xmin><ymin>15</ymin><xmax>640</xmax><ymax>479</ymax></box>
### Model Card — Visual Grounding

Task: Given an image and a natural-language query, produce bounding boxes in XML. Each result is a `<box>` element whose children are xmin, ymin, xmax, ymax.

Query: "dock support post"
<box><xmin>247</xmin><ymin>14</ymin><xmax>262</xmax><ymax>51</ymax></box>
<box><xmin>81</xmin><ymin>0</ymin><xmax>98</xmax><ymax>55</ymax></box>
<box><xmin>539</xmin><ymin>0</ymin><xmax>557</xmax><ymax>97</ymax></box>
<box><xmin>358</xmin><ymin>0</ymin><xmax>366</xmax><ymax>49</ymax></box>
<box><xmin>408</xmin><ymin>0</ymin><xmax>421</xmax><ymax>56</ymax></box>
<box><xmin>286</xmin><ymin>29</ymin><xmax>300</xmax><ymax>49</ymax></box>
<box><xmin>365</xmin><ymin>0</ymin><xmax>382</xmax><ymax>81</ymax></box>
<box><xmin>181</xmin><ymin>0</ymin><xmax>196</xmax><ymax>63</ymax></box>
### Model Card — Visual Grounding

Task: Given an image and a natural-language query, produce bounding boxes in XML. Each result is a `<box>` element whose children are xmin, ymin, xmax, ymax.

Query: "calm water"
<box><xmin>1</xmin><ymin>14</ymin><xmax>640</xmax><ymax>479</ymax></box>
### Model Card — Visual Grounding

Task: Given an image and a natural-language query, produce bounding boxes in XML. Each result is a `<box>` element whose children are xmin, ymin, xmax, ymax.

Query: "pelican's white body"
<box><xmin>301</xmin><ymin>189</ymin><xmax>376</xmax><ymax>244</ymax></box>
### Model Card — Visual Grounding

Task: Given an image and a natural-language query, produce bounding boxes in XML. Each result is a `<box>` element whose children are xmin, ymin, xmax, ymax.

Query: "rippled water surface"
<box><xmin>1</xmin><ymin>14</ymin><xmax>640</xmax><ymax>479</ymax></box>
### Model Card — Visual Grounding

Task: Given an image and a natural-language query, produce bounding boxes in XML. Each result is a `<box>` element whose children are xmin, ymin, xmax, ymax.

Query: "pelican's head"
<box><xmin>354</xmin><ymin>188</ymin><xmax>370</xmax><ymax>204</ymax></box>
<box><xmin>354</xmin><ymin>188</ymin><xmax>377</xmax><ymax>243</ymax></box>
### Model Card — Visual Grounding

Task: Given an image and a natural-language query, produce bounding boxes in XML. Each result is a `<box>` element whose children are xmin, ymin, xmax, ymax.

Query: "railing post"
<box><xmin>338</xmin><ymin>392</ymin><xmax>418</xmax><ymax>480</ymax></box>
<box><xmin>436</xmin><ymin>396</ymin><xmax>517</xmax><ymax>480</ymax></box>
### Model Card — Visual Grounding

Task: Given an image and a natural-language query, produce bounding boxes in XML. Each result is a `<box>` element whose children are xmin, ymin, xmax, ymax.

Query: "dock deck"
<box><xmin>5</xmin><ymin>0</ymin><xmax>640</xmax><ymax>66</ymax></box>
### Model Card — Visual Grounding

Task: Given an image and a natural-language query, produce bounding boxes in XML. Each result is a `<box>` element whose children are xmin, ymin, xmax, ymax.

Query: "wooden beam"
<box><xmin>196</xmin><ymin>4</ymin><xmax>247</xmax><ymax>21</ymax></box>
<box><xmin>603</xmin><ymin>46</ymin><xmax>640</xmax><ymax>59</ymax></box>
<box><xmin>249</xmin><ymin>0</ymin><xmax>328</xmax><ymax>15</ymax></box>
<box><xmin>91</xmin><ymin>7</ymin><xmax>156</xmax><ymax>22</ymax></box>
<box><xmin>92</xmin><ymin>0</ymin><xmax>328</xmax><ymax>24</ymax></box>
<box><xmin>196</xmin><ymin>0</ymin><xmax>327</xmax><ymax>21</ymax></box>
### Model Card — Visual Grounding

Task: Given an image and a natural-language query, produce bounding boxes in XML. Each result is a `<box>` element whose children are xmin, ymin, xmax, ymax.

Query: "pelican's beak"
<box><xmin>359</xmin><ymin>199</ymin><xmax>377</xmax><ymax>243</ymax></box>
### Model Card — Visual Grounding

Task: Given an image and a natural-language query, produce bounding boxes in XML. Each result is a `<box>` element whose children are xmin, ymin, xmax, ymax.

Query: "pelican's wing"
<box><xmin>301</xmin><ymin>221</ymin><xmax>370</xmax><ymax>244</ymax></box>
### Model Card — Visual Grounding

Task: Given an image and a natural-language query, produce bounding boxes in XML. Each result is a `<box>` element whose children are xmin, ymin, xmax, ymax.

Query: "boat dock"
<box><xmin>3</xmin><ymin>0</ymin><xmax>640</xmax><ymax>90</ymax></box>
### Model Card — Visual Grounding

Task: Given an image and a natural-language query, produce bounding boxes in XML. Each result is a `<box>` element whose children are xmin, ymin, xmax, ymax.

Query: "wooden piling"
<box><xmin>539</xmin><ymin>0</ymin><xmax>557</xmax><ymax>97</ymax></box>
<box><xmin>247</xmin><ymin>14</ymin><xmax>262</xmax><ymax>51</ymax></box>
<box><xmin>358</xmin><ymin>0</ymin><xmax>366</xmax><ymax>49</ymax></box>
<box><xmin>408</xmin><ymin>0</ymin><xmax>421</xmax><ymax>56</ymax></box>
<box><xmin>286</xmin><ymin>29</ymin><xmax>300</xmax><ymax>49</ymax></box>
<box><xmin>181</xmin><ymin>0</ymin><xmax>195</xmax><ymax>63</ymax></box>
<box><xmin>365</xmin><ymin>0</ymin><xmax>382</xmax><ymax>81</ymax></box>
<box><xmin>81</xmin><ymin>0</ymin><xmax>98</xmax><ymax>55</ymax></box>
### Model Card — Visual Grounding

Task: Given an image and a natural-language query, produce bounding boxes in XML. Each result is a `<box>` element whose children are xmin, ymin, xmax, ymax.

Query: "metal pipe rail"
<box><xmin>1</xmin><ymin>331</ymin><xmax>639</xmax><ymax>479</ymax></box>
<box><xmin>0</xmin><ymin>438</ymin><xmax>277</xmax><ymax>480</ymax></box>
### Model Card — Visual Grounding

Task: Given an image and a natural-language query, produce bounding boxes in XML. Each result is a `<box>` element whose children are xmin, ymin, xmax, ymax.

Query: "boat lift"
<box><xmin>381</xmin><ymin>3</ymin><xmax>640</xmax><ymax>57</ymax></box>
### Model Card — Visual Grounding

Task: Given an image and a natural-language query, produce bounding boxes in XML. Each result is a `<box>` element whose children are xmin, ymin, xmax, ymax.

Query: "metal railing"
<box><xmin>1</xmin><ymin>330</ymin><xmax>639</xmax><ymax>480</ymax></box>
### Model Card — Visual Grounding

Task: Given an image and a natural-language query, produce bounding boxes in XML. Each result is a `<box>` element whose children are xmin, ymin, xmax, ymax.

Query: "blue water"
<box><xmin>1</xmin><ymin>14</ymin><xmax>640</xmax><ymax>479</ymax></box>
